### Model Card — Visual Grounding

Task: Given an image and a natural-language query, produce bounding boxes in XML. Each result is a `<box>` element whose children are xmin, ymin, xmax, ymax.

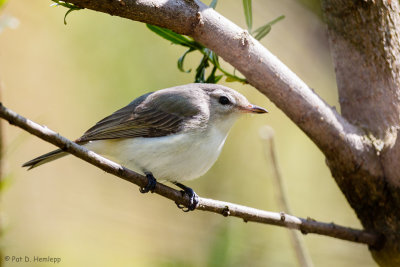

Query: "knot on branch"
<box><xmin>239</xmin><ymin>30</ymin><xmax>250</xmax><ymax>48</ymax></box>
<box><xmin>62</xmin><ymin>142</ymin><xmax>71</xmax><ymax>151</ymax></box>
<box><xmin>221</xmin><ymin>206</ymin><xmax>230</xmax><ymax>217</ymax></box>
<box><xmin>280</xmin><ymin>211</ymin><xmax>286</xmax><ymax>222</ymax></box>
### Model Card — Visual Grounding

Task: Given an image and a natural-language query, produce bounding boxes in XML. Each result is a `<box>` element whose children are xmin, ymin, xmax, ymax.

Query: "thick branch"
<box><xmin>0</xmin><ymin>103</ymin><xmax>380</xmax><ymax>247</ymax></box>
<box><xmin>65</xmin><ymin>0</ymin><xmax>383</xmax><ymax>179</ymax></box>
<box><xmin>322</xmin><ymin>1</ymin><xmax>400</xmax><ymax>264</ymax></box>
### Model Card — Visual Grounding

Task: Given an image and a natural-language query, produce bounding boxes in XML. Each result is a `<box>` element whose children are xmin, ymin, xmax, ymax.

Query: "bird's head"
<box><xmin>204</xmin><ymin>85</ymin><xmax>268</xmax><ymax>120</ymax></box>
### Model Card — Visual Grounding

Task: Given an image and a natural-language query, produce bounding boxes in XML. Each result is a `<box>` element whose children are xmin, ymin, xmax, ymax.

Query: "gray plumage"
<box><xmin>23</xmin><ymin>83</ymin><xmax>267</xmax><ymax>178</ymax></box>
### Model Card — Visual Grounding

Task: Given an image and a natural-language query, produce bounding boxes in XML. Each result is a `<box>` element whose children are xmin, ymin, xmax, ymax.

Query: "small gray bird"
<box><xmin>23</xmin><ymin>83</ymin><xmax>267</xmax><ymax>210</ymax></box>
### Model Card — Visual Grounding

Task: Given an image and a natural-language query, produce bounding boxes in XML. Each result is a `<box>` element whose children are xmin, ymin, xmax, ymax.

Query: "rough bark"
<box><xmin>322</xmin><ymin>0</ymin><xmax>400</xmax><ymax>265</ymax></box>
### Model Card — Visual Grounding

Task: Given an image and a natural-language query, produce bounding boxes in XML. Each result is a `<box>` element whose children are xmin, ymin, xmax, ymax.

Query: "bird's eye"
<box><xmin>218</xmin><ymin>96</ymin><xmax>231</xmax><ymax>105</ymax></box>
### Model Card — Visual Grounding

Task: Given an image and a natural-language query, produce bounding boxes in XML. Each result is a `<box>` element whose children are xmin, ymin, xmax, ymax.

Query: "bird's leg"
<box><xmin>139</xmin><ymin>172</ymin><xmax>157</xmax><ymax>193</ymax></box>
<box><xmin>173</xmin><ymin>182</ymin><xmax>199</xmax><ymax>212</ymax></box>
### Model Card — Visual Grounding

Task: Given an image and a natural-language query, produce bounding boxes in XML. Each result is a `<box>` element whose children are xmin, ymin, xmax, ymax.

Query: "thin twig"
<box><xmin>0</xmin><ymin>103</ymin><xmax>381</xmax><ymax>247</ymax></box>
<box><xmin>260</xmin><ymin>126</ymin><xmax>313</xmax><ymax>267</ymax></box>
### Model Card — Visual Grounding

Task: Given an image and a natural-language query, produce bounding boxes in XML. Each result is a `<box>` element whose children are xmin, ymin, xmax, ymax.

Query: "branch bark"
<box><xmin>322</xmin><ymin>1</ymin><xmax>400</xmax><ymax>265</ymax></box>
<box><xmin>0</xmin><ymin>103</ymin><xmax>380</xmax><ymax>247</ymax></box>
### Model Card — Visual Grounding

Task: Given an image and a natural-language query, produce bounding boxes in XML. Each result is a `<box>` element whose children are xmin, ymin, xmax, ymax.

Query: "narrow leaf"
<box><xmin>64</xmin><ymin>8</ymin><xmax>75</xmax><ymax>25</ymax></box>
<box><xmin>206</xmin><ymin>66</ymin><xmax>217</xmax><ymax>83</ymax></box>
<box><xmin>253</xmin><ymin>15</ymin><xmax>285</xmax><ymax>41</ymax></box>
<box><xmin>209</xmin><ymin>51</ymin><xmax>220</xmax><ymax>68</ymax></box>
<box><xmin>253</xmin><ymin>25</ymin><xmax>271</xmax><ymax>40</ymax></box>
<box><xmin>242</xmin><ymin>0</ymin><xmax>252</xmax><ymax>32</ymax></box>
<box><xmin>209</xmin><ymin>0</ymin><xmax>218</xmax><ymax>9</ymax></box>
<box><xmin>146</xmin><ymin>24</ymin><xmax>198</xmax><ymax>48</ymax></box>
<box><xmin>206</xmin><ymin>66</ymin><xmax>222</xmax><ymax>84</ymax></box>
<box><xmin>51</xmin><ymin>0</ymin><xmax>82</xmax><ymax>10</ymax></box>
<box><xmin>213</xmin><ymin>75</ymin><xmax>223</xmax><ymax>83</ymax></box>
<box><xmin>225</xmin><ymin>76</ymin><xmax>243</xmax><ymax>83</ymax></box>
<box><xmin>195</xmin><ymin>55</ymin><xmax>209</xmax><ymax>83</ymax></box>
<box><xmin>177</xmin><ymin>48</ymin><xmax>195</xmax><ymax>73</ymax></box>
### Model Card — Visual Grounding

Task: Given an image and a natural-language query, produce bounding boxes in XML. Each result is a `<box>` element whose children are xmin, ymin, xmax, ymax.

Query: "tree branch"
<box><xmin>0</xmin><ymin>102</ymin><xmax>381</xmax><ymax>247</ymax></box>
<box><xmin>64</xmin><ymin>0</ymin><xmax>383</xmax><ymax>179</ymax></box>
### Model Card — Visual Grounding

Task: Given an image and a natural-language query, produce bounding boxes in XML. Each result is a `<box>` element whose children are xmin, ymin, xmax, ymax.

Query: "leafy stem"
<box><xmin>50</xmin><ymin>0</ymin><xmax>83</xmax><ymax>25</ymax></box>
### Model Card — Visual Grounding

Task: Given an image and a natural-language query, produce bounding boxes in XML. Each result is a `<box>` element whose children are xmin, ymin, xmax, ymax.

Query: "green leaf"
<box><xmin>225</xmin><ymin>75</ymin><xmax>245</xmax><ymax>83</ymax></box>
<box><xmin>63</xmin><ymin>8</ymin><xmax>75</xmax><ymax>25</ymax></box>
<box><xmin>206</xmin><ymin>66</ymin><xmax>223</xmax><ymax>84</ymax></box>
<box><xmin>209</xmin><ymin>0</ymin><xmax>218</xmax><ymax>9</ymax></box>
<box><xmin>213</xmin><ymin>75</ymin><xmax>223</xmax><ymax>83</ymax></box>
<box><xmin>146</xmin><ymin>24</ymin><xmax>199</xmax><ymax>49</ymax></box>
<box><xmin>253</xmin><ymin>15</ymin><xmax>285</xmax><ymax>41</ymax></box>
<box><xmin>253</xmin><ymin>24</ymin><xmax>271</xmax><ymax>40</ymax></box>
<box><xmin>51</xmin><ymin>0</ymin><xmax>79</xmax><ymax>9</ymax></box>
<box><xmin>51</xmin><ymin>1</ymin><xmax>83</xmax><ymax>25</ymax></box>
<box><xmin>177</xmin><ymin>48</ymin><xmax>195</xmax><ymax>73</ymax></box>
<box><xmin>208</xmin><ymin>51</ymin><xmax>220</xmax><ymax>68</ymax></box>
<box><xmin>242</xmin><ymin>0</ymin><xmax>252</xmax><ymax>32</ymax></box>
<box><xmin>195</xmin><ymin>54</ymin><xmax>209</xmax><ymax>83</ymax></box>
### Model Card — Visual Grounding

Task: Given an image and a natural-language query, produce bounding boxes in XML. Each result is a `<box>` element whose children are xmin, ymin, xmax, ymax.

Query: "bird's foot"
<box><xmin>139</xmin><ymin>173</ymin><xmax>157</xmax><ymax>193</ymax></box>
<box><xmin>174</xmin><ymin>182</ymin><xmax>199</xmax><ymax>212</ymax></box>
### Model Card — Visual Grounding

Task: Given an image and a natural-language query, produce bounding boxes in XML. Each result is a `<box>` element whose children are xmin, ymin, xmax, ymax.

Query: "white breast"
<box><xmin>85</xmin><ymin>117</ymin><xmax>238</xmax><ymax>182</ymax></box>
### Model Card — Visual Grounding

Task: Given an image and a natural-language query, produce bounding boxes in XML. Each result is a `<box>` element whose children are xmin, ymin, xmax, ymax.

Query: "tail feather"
<box><xmin>22</xmin><ymin>149</ymin><xmax>69</xmax><ymax>170</ymax></box>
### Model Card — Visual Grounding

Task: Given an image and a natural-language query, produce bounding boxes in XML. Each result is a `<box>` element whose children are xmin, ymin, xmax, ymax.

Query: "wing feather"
<box><xmin>77</xmin><ymin>90</ymin><xmax>205</xmax><ymax>142</ymax></box>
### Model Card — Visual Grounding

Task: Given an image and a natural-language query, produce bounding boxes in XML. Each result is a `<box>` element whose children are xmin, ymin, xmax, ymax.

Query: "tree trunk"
<box><xmin>322</xmin><ymin>0</ymin><xmax>400</xmax><ymax>265</ymax></box>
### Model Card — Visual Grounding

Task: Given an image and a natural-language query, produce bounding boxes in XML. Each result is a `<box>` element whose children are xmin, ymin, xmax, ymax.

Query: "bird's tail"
<box><xmin>22</xmin><ymin>149</ymin><xmax>69</xmax><ymax>170</ymax></box>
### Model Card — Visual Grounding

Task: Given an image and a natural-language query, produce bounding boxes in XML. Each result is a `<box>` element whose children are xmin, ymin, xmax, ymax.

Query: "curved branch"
<box><xmin>65</xmin><ymin>0</ymin><xmax>383</xmax><ymax>178</ymax></box>
<box><xmin>0</xmin><ymin>103</ymin><xmax>381</xmax><ymax>247</ymax></box>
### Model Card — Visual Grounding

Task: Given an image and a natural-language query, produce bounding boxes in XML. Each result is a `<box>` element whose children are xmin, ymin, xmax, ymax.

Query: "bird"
<box><xmin>23</xmin><ymin>83</ymin><xmax>268</xmax><ymax>211</ymax></box>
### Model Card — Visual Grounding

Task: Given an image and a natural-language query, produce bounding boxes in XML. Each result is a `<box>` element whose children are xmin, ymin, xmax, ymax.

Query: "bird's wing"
<box><xmin>76</xmin><ymin>91</ymin><xmax>203</xmax><ymax>142</ymax></box>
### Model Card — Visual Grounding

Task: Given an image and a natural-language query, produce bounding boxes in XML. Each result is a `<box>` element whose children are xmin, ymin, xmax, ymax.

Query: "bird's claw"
<box><xmin>139</xmin><ymin>173</ymin><xmax>157</xmax><ymax>193</ymax></box>
<box><xmin>174</xmin><ymin>183</ymin><xmax>199</xmax><ymax>212</ymax></box>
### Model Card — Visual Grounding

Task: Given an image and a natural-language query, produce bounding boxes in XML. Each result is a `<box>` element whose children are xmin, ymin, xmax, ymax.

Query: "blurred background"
<box><xmin>0</xmin><ymin>0</ymin><xmax>376</xmax><ymax>266</ymax></box>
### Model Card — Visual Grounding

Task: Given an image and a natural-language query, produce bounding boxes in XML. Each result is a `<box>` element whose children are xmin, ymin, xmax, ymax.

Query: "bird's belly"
<box><xmin>86</xmin><ymin>129</ymin><xmax>227</xmax><ymax>182</ymax></box>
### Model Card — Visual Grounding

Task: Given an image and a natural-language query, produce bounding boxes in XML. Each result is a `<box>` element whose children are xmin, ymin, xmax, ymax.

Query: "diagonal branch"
<box><xmin>0</xmin><ymin>103</ymin><xmax>381</xmax><ymax>247</ymax></box>
<box><xmin>63</xmin><ymin>0</ymin><xmax>383</xmax><ymax>178</ymax></box>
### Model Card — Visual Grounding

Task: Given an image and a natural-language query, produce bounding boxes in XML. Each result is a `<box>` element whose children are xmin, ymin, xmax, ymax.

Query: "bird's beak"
<box><xmin>240</xmin><ymin>104</ymin><xmax>268</xmax><ymax>114</ymax></box>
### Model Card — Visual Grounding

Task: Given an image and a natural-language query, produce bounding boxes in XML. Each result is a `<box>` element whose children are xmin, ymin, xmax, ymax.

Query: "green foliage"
<box><xmin>147</xmin><ymin>0</ymin><xmax>284</xmax><ymax>84</ymax></box>
<box><xmin>252</xmin><ymin>15</ymin><xmax>285</xmax><ymax>41</ymax></box>
<box><xmin>146</xmin><ymin>23</ymin><xmax>246</xmax><ymax>84</ymax></box>
<box><xmin>51</xmin><ymin>0</ymin><xmax>83</xmax><ymax>25</ymax></box>
<box><xmin>242</xmin><ymin>0</ymin><xmax>253</xmax><ymax>32</ymax></box>
<box><xmin>243</xmin><ymin>0</ymin><xmax>285</xmax><ymax>41</ymax></box>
